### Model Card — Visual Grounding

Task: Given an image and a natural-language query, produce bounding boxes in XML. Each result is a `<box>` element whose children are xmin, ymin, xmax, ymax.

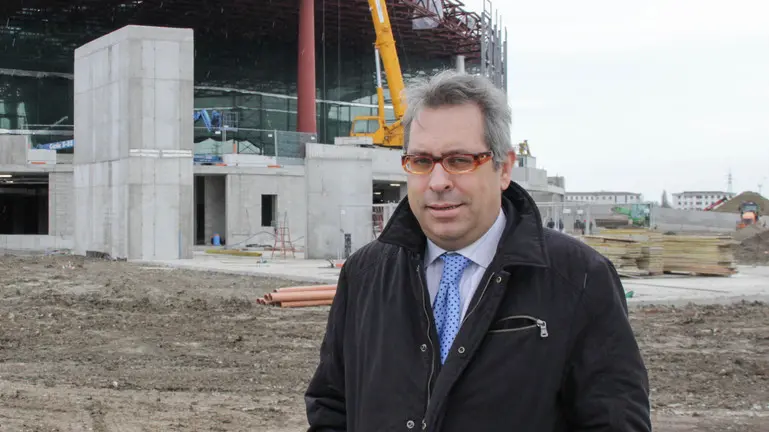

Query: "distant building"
<box><xmin>566</xmin><ymin>191</ymin><xmax>643</xmax><ymax>204</ymax></box>
<box><xmin>672</xmin><ymin>191</ymin><xmax>736</xmax><ymax>211</ymax></box>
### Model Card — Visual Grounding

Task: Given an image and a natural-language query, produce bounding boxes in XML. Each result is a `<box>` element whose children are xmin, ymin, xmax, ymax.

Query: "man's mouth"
<box><xmin>428</xmin><ymin>204</ymin><xmax>462</xmax><ymax>211</ymax></box>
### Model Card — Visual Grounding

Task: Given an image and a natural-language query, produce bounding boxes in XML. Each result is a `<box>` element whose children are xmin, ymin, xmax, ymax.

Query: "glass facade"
<box><xmin>191</xmin><ymin>40</ymin><xmax>457</xmax><ymax>153</ymax></box>
<box><xmin>1</xmin><ymin>4</ymin><xmax>474</xmax><ymax>155</ymax></box>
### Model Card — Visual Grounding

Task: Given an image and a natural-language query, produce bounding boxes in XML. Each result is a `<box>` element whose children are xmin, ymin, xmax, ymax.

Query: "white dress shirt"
<box><xmin>424</xmin><ymin>208</ymin><xmax>507</xmax><ymax>321</ymax></box>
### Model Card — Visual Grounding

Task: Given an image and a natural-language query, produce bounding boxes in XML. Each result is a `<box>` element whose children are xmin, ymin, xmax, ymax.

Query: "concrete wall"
<box><xmin>371</xmin><ymin>147</ymin><xmax>407</xmax><ymax>182</ymax></box>
<box><xmin>203</xmin><ymin>175</ymin><xmax>226</xmax><ymax>242</ymax></box>
<box><xmin>0</xmin><ymin>163</ymin><xmax>74</xmax><ymax>251</ymax></box>
<box><xmin>73</xmin><ymin>25</ymin><xmax>194</xmax><ymax>260</ymax></box>
<box><xmin>555</xmin><ymin>202</ymin><xmax>739</xmax><ymax>233</ymax></box>
<box><xmin>511</xmin><ymin>166</ymin><xmax>548</xmax><ymax>189</ymax></box>
<box><xmin>225</xmin><ymin>171</ymin><xmax>306</xmax><ymax>248</ymax></box>
<box><xmin>305</xmin><ymin>143</ymin><xmax>373</xmax><ymax>259</ymax></box>
<box><xmin>0</xmin><ymin>235</ymin><xmax>74</xmax><ymax>251</ymax></box>
<box><xmin>652</xmin><ymin>207</ymin><xmax>737</xmax><ymax>233</ymax></box>
<box><xmin>49</xmin><ymin>172</ymin><xmax>74</xmax><ymax>237</ymax></box>
<box><xmin>0</xmin><ymin>136</ymin><xmax>29</xmax><ymax>166</ymax></box>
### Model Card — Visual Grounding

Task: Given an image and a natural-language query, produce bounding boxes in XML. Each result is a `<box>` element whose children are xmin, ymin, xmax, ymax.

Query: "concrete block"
<box><xmin>49</xmin><ymin>172</ymin><xmax>74</xmax><ymax>237</ymax></box>
<box><xmin>155</xmin><ymin>80</ymin><xmax>180</xmax><ymax>123</ymax></box>
<box><xmin>651</xmin><ymin>207</ymin><xmax>737</xmax><ymax>233</ymax></box>
<box><xmin>154</xmin><ymin>157</ymin><xmax>180</xmax><ymax>185</ymax></box>
<box><xmin>222</xmin><ymin>154</ymin><xmax>278</xmax><ymax>167</ymax></box>
<box><xmin>305</xmin><ymin>143</ymin><xmax>373</xmax><ymax>259</ymax></box>
<box><xmin>73</xmin><ymin>92</ymin><xmax>92</xmax><ymax>164</ymax></box>
<box><xmin>26</xmin><ymin>149</ymin><xmax>57</xmax><ymax>165</ymax></box>
<box><xmin>90</xmin><ymin>48</ymin><xmax>110</xmax><ymax>89</ymax></box>
<box><xmin>74</xmin><ymin>25</ymin><xmax>194</xmax><ymax>260</ymax></box>
<box><xmin>0</xmin><ymin>136</ymin><xmax>29</xmax><ymax>165</ymax></box>
<box><xmin>141</xmin><ymin>40</ymin><xmax>157</xmax><ymax>79</ymax></box>
<box><xmin>154</xmin><ymin>116</ymin><xmax>178</xmax><ymax>150</ymax></box>
<box><xmin>224</xmin><ymin>172</ymin><xmax>307</xmax><ymax>248</ymax></box>
<box><xmin>153</xmin><ymin>184</ymin><xmax>179</xmax><ymax>258</ymax></box>
<box><xmin>155</xmin><ymin>40</ymin><xmax>181</xmax><ymax>81</ymax></box>
<box><xmin>372</xmin><ymin>147</ymin><xmax>406</xmax><ymax>180</ymax></box>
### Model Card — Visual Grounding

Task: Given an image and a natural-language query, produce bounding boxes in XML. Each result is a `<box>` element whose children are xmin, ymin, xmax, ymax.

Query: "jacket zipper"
<box><xmin>461</xmin><ymin>272</ymin><xmax>495</xmax><ymax>326</ymax></box>
<box><xmin>488</xmin><ymin>315</ymin><xmax>549</xmax><ymax>338</ymax></box>
<box><xmin>416</xmin><ymin>264</ymin><xmax>435</xmax><ymax>411</ymax></box>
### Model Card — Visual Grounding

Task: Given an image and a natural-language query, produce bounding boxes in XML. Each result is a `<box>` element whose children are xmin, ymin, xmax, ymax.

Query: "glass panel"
<box><xmin>1</xmin><ymin>6</ymin><xmax>463</xmax><ymax>152</ymax></box>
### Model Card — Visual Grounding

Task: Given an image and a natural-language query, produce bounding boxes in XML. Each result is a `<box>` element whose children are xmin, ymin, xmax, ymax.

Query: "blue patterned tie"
<box><xmin>433</xmin><ymin>253</ymin><xmax>471</xmax><ymax>364</ymax></box>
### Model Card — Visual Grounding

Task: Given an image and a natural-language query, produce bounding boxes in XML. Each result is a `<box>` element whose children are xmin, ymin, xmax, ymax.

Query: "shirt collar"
<box><xmin>425</xmin><ymin>208</ymin><xmax>507</xmax><ymax>269</ymax></box>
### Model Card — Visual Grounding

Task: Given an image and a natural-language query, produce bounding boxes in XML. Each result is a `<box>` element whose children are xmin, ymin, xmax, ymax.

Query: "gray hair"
<box><xmin>401</xmin><ymin>70</ymin><xmax>512</xmax><ymax>168</ymax></box>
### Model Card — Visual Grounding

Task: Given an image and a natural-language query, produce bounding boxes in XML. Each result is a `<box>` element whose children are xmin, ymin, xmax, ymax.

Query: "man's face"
<box><xmin>405</xmin><ymin>103</ymin><xmax>515</xmax><ymax>251</ymax></box>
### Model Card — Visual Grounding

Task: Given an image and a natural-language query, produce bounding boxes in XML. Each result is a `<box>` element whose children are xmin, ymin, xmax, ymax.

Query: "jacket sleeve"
<box><xmin>562</xmin><ymin>255</ymin><xmax>652</xmax><ymax>431</ymax></box>
<box><xmin>304</xmin><ymin>265</ymin><xmax>349</xmax><ymax>431</ymax></box>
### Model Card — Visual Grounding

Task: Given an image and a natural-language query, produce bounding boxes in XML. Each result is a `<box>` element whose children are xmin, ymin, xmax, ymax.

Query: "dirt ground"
<box><xmin>737</xmin><ymin>233</ymin><xmax>769</xmax><ymax>266</ymax></box>
<box><xmin>1</xmin><ymin>255</ymin><xmax>768</xmax><ymax>431</ymax></box>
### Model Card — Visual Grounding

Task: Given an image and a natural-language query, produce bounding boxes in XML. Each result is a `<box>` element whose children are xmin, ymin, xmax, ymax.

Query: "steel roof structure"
<box><xmin>1</xmin><ymin>0</ymin><xmax>484</xmax><ymax>73</ymax></box>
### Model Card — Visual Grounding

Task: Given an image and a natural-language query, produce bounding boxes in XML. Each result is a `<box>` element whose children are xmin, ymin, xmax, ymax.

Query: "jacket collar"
<box><xmin>378</xmin><ymin>181</ymin><xmax>550</xmax><ymax>268</ymax></box>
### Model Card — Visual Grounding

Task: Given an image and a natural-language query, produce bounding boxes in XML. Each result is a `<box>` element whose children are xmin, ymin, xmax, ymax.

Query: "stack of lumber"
<box><xmin>604</xmin><ymin>229</ymin><xmax>664</xmax><ymax>275</ymax></box>
<box><xmin>582</xmin><ymin>235</ymin><xmax>647</xmax><ymax>276</ymax></box>
<box><xmin>662</xmin><ymin>234</ymin><xmax>738</xmax><ymax>276</ymax></box>
<box><xmin>257</xmin><ymin>284</ymin><xmax>336</xmax><ymax>308</ymax></box>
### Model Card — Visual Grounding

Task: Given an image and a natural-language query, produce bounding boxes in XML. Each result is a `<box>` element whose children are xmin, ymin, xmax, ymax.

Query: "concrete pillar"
<box><xmin>49</xmin><ymin>172</ymin><xmax>74</xmax><ymax>237</ymax></box>
<box><xmin>305</xmin><ymin>143</ymin><xmax>373</xmax><ymax>259</ymax></box>
<box><xmin>297</xmin><ymin>0</ymin><xmax>317</xmax><ymax>134</ymax></box>
<box><xmin>73</xmin><ymin>25</ymin><xmax>194</xmax><ymax>260</ymax></box>
<box><xmin>455</xmin><ymin>55</ymin><xmax>466</xmax><ymax>73</ymax></box>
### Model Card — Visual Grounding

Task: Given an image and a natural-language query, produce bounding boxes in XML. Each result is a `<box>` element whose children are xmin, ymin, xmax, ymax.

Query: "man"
<box><xmin>305</xmin><ymin>71</ymin><xmax>651</xmax><ymax>431</ymax></box>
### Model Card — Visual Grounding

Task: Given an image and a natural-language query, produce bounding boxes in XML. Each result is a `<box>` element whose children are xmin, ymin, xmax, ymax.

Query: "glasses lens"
<box><xmin>406</xmin><ymin>156</ymin><xmax>434</xmax><ymax>173</ymax></box>
<box><xmin>444</xmin><ymin>154</ymin><xmax>476</xmax><ymax>173</ymax></box>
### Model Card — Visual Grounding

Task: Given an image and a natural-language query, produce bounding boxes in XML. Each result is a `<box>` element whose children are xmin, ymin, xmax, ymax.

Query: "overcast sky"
<box><xmin>460</xmin><ymin>0</ymin><xmax>769</xmax><ymax>202</ymax></box>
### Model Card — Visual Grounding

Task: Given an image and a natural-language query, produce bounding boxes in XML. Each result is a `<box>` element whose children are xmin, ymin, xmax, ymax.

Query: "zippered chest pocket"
<box><xmin>487</xmin><ymin>315</ymin><xmax>549</xmax><ymax>338</ymax></box>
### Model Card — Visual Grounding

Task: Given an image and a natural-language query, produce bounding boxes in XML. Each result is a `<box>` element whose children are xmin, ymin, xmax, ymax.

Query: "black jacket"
<box><xmin>305</xmin><ymin>182</ymin><xmax>651</xmax><ymax>431</ymax></box>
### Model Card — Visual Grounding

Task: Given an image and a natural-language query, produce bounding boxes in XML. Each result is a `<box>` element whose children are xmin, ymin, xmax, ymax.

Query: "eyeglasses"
<box><xmin>401</xmin><ymin>151</ymin><xmax>493</xmax><ymax>175</ymax></box>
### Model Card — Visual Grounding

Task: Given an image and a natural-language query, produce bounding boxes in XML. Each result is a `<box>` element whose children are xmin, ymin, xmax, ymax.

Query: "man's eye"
<box><xmin>447</xmin><ymin>156</ymin><xmax>473</xmax><ymax>166</ymax></box>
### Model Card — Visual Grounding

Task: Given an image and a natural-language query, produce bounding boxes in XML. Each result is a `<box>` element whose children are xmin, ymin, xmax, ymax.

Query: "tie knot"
<box><xmin>440</xmin><ymin>252</ymin><xmax>471</xmax><ymax>281</ymax></box>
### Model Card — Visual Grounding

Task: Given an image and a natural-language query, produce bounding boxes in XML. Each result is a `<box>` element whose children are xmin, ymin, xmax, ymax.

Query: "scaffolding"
<box><xmin>479</xmin><ymin>0</ymin><xmax>507</xmax><ymax>92</ymax></box>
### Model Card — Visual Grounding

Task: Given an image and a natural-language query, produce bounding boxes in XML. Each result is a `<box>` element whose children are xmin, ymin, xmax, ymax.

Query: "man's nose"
<box><xmin>428</xmin><ymin>163</ymin><xmax>452</xmax><ymax>192</ymax></box>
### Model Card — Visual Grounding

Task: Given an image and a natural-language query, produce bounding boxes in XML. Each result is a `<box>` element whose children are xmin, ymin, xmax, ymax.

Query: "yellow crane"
<box><xmin>349</xmin><ymin>0</ymin><xmax>407</xmax><ymax>148</ymax></box>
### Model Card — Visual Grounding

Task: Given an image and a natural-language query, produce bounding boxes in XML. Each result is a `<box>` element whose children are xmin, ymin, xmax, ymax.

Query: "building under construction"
<box><xmin>0</xmin><ymin>0</ymin><xmax>562</xmax><ymax>260</ymax></box>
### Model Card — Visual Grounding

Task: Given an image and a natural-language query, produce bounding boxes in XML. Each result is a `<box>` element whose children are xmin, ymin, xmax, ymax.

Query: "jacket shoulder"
<box><xmin>342</xmin><ymin>239</ymin><xmax>402</xmax><ymax>277</ymax></box>
<box><xmin>541</xmin><ymin>228</ymin><xmax>615</xmax><ymax>285</ymax></box>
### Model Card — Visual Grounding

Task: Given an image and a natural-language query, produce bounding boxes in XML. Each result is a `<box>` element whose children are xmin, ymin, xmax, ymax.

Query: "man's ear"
<box><xmin>499</xmin><ymin>150</ymin><xmax>516</xmax><ymax>190</ymax></box>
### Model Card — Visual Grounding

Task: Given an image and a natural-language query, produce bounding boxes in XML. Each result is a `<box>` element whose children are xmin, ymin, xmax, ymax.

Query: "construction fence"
<box><xmin>535</xmin><ymin>201</ymin><xmax>602</xmax><ymax>235</ymax></box>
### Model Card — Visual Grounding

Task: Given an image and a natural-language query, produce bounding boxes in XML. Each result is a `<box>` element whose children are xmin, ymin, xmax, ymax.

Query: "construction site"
<box><xmin>1</xmin><ymin>0</ymin><xmax>768</xmax><ymax>431</ymax></box>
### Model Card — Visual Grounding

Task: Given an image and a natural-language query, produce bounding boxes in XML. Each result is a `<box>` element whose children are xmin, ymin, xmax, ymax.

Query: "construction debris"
<box><xmin>662</xmin><ymin>235</ymin><xmax>738</xmax><ymax>276</ymax></box>
<box><xmin>735</xmin><ymin>226</ymin><xmax>769</xmax><ymax>266</ymax></box>
<box><xmin>582</xmin><ymin>229</ymin><xmax>663</xmax><ymax>276</ymax></box>
<box><xmin>583</xmin><ymin>235</ymin><xmax>647</xmax><ymax>276</ymax></box>
<box><xmin>583</xmin><ymin>229</ymin><xmax>738</xmax><ymax>277</ymax></box>
<box><xmin>257</xmin><ymin>284</ymin><xmax>336</xmax><ymax>308</ymax></box>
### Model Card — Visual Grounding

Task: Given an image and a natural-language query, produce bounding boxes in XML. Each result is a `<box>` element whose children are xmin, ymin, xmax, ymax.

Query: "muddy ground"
<box><xmin>1</xmin><ymin>255</ymin><xmax>767</xmax><ymax>431</ymax></box>
<box><xmin>737</xmin><ymin>233</ymin><xmax>769</xmax><ymax>266</ymax></box>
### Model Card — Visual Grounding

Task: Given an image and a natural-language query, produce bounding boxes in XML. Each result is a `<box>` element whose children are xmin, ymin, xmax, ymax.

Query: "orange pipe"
<box><xmin>279</xmin><ymin>299</ymin><xmax>334</xmax><ymax>308</ymax></box>
<box><xmin>274</xmin><ymin>284</ymin><xmax>336</xmax><ymax>293</ymax></box>
<box><xmin>268</xmin><ymin>289</ymin><xmax>336</xmax><ymax>303</ymax></box>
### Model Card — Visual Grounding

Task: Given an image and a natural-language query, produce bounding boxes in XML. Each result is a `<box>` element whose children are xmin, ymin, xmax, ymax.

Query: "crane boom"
<box><xmin>347</xmin><ymin>0</ymin><xmax>408</xmax><ymax>148</ymax></box>
<box><xmin>369</xmin><ymin>0</ymin><xmax>406</xmax><ymax>119</ymax></box>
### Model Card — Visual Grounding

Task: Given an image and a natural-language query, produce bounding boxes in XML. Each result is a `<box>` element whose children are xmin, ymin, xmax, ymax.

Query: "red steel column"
<box><xmin>297</xmin><ymin>0</ymin><xmax>317</xmax><ymax>133</ymax></box>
